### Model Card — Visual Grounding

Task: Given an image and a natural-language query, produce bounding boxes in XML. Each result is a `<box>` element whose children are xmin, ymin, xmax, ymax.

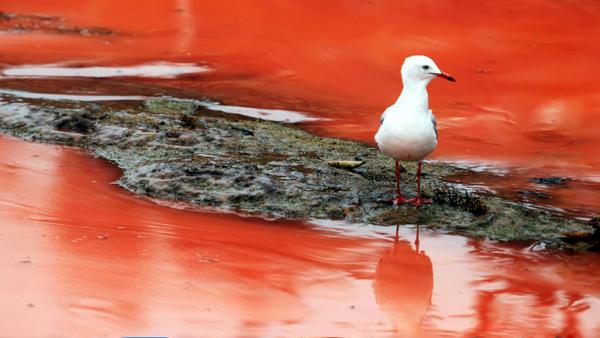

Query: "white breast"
<box><xmin>375</xmin><ymin>106</ymin><xmax>437</xmax><ymax>161</ymax></box>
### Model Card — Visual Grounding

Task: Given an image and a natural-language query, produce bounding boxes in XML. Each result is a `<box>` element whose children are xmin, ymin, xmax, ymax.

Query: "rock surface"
<box><xmin>0</xmin><ymin>11</ymin><xmax>114</xmax><ymax>36</ymax></box>
<box><xmin>0</xmin><ymin>94</ymin><xmax>596</xmax><ymax>250</ymax></box>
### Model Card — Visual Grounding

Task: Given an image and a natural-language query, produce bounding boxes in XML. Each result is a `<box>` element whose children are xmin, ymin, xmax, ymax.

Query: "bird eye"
<box><xmin>422</xmin><ymin>65</ymin><xmax>430</xmax><ymax>70</ymax></box>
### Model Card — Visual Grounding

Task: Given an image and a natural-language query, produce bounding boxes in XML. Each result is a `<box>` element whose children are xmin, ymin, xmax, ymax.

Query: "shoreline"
<box><xmin>0</xmin><ymin>92</ymin><xmax>597</xmax><ymax>251</ymax></box>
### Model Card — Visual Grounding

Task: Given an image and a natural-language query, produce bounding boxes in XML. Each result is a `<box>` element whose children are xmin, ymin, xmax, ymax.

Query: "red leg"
<box><xmin>393</xmin><ymin>160</ymin><xmax>408</xmax><ymax>205</ymax></box>
<box><xmin>409</xmin><ymin>161</ymin><xmax>432</xmax><ymax>207</ymax></box>
<box><xmin>414</xmin><ymin>225</ymin><xmax>420</xmax><ymax>251</ymax></box>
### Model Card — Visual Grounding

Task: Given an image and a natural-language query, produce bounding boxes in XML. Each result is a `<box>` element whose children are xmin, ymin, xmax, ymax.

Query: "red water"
<box><xmin>1</xmin><ymin>1</ymin><xmax>600</xmax><ymax>336</ymax></box>
<box><xmin>1</xmin><ymin>0</ymin><xmax>599</xmax><ymax>215</ymax></box>
<box><xmin>1</xmin><ymin>134</ymin><xmax>600</xmax><ymax>336</ymax></box>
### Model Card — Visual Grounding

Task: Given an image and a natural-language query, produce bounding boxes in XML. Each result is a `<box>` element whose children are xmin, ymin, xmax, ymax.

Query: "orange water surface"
<box><xmin>1</xmin><ymin>135</ymin><xmax>600</xmax><ymax>336</ymax></box>
<box><xmin>1</xmin><ymin>1</ymin><xmax>600</xmax><ymax>336</ymax></box>
<box><xmin>0</xmin><ymin>0</ymin><xmax>599</xmax><ymax>215</ymax></box>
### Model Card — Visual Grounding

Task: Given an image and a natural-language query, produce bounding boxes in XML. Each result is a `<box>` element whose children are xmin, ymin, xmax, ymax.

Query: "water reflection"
<box><xmin>200</xmin><ymin>100</ymin><xmax>323</xmax><ymax>123</ymax></box>
<box><xmin>1</xmin><ymin>135</ymin><xmax>600</xmax><ymax>336</ymax></box>
<box><xmin>0</xmin><ymin>88</ymin><xmax>322</xmax><ymax>123</ymax></box>
<box><xmin>1</xmin><ymin>62</ymin><xmax>209</xmax><ymax>78</ymax></box>
<box><xmin>373</xmin><ymin>225</ymin><xmax>433</xmax><ymax>336</ymax></box>
<box><xmin>0</xmin><ymin>135</ymin><xmax>387</xmax><ymax>336</ymax></box>
<box><xmin>0</xmin><ymin>88</ymin><xmax>148</xmax><ymax>101</ymax></box>
<box><xmin>463</xmin><ymin>239</ymin><xmax>599</xmax><ymax>337</ymax></box>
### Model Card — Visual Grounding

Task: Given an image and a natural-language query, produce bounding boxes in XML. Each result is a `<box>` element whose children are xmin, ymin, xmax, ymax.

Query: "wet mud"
<box><xmin>0</xmin><ymin>92</ymin><xmax>595</xmax><ymax>250</ymax></box>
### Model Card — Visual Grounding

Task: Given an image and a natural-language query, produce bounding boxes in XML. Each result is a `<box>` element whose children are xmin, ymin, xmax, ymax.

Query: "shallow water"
<box><xmin>0</xmin><ymin>0</ymin><xmax>599</xmax><ymax>215</ymax></box>
<box><xmin>1</xmin><ymin>1</ymin><xmax>600</xmax><ymax>336</ymax></box>
<box><xmin>1</xmin><ymin>135</ymin><xmax>600</xmax><ymax>336</ymax></box>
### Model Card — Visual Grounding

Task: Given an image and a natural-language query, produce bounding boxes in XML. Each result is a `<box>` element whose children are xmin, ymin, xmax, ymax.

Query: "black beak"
<box><xmin>434</xmin><ymin>72</ymin><xmax>456</xmax><ymax>82</ymax></box>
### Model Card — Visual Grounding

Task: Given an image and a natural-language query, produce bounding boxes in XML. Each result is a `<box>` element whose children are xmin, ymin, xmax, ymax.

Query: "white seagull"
<box><xmin>375</xmin><ymin>55</ymin><xmax>455</xmax><ymax>206</ymax></box>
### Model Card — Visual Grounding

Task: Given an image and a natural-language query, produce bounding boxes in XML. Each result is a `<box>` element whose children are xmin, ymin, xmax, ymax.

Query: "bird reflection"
<box><xmin>465</xmin><ymin>239</ymin><xmax>588</xmax><ymax>337</ymax></box>
<box><xmin>373</xmin><ymin>225</ymin><xmax>433</xmax><ymax>336</ymax></box>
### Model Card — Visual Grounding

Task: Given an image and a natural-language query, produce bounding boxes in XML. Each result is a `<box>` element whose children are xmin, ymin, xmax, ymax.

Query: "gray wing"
<box><xmin>429</xmin><ymin>109</ymin><xmax>438</xmax><ymax>139</ymax></box>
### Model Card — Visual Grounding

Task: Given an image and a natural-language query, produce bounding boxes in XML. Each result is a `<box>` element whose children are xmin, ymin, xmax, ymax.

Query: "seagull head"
<box><xmin>401</xmin><ymin>55</ymin><xmax>455</xmax><ymax>85</ymax></box>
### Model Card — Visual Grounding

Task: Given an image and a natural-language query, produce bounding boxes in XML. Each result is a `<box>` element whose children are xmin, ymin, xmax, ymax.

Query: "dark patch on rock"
<box><xmin>587</xmin><ymin>217</ymin><xmax>600</xmax><ymax>252</ymax></box>
<box><xmin>180</xmin><ymin>114</ymin><xmax>198</xmax><ymax>129</ymax></box>
<box><xmin>529</xmin><ymin>177</ymin><xmax>572</xmax><ymax>185</ymax></box>
<box><xmin>165</xmin><ymin>130</ymin><xmax>182</xmax><ymax>138</ymax></box>
<box><xmin>561</xmin><ymin>218</ymin><xmax>600</xmax><ymax>252</ymax></box>
<box><xmin>432</xmin><ymin>186</ymin><xmax>488</xmax><ymax>216</ymax></box>
<box><xmin>54</xmin><ymin>113</ymin><xmax>96</xmax><ymax>134</ymax></box>
<box><xmin>231</xmin><ymin>125</ymin><xmax>254</xmax><ymax>136</ymax></box>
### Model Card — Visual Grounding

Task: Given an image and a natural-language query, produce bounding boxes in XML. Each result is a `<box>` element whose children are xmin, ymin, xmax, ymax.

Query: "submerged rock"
<box><xmin>0</xmin><ymin>96</ymin><xmax>595</xmax><ymax>250</ymax></box>
<box><xmin>529</xmin><ymin>176</ymin><xmax>572</xmax><ymax>185</ymax></box>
